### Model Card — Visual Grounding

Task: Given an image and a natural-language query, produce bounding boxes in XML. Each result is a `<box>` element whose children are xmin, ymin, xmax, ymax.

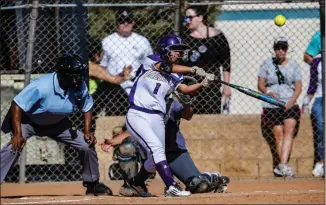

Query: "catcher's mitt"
<box><xmin>174</xmin><ymin>76</ymin><xmax>198</xmax><ymax>105</ymax></box>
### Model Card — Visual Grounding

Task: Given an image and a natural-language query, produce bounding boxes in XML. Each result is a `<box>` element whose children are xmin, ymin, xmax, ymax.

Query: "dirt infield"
<box><xmin>1</xmin><ymin>178</ymin><xmax>324</xmax><ymax>204</ymax></box>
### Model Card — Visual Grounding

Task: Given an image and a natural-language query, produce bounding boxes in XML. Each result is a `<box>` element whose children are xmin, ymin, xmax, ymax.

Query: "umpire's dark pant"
<box><xmin>0</xmin><ymin>117</ymin><xmax>100</xmax><ymax>183</ymax></box>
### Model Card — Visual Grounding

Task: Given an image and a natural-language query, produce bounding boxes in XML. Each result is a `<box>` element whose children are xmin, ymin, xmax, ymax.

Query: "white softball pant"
<box><xmin>126</xmin><ymin>108</ymin><xmax>166</xmax><ymax>173</ymax></box>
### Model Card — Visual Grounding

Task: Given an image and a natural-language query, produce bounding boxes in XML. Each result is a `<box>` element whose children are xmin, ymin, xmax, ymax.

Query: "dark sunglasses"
<box><xmin>184</xmin><ymin>15</ymin><xmax>199</xmax><ymax>22</ymax></box>
<box><xmin>117</xmin><ymin>19</ymin><xmax>133</xmax><ymax>25</ymax></box>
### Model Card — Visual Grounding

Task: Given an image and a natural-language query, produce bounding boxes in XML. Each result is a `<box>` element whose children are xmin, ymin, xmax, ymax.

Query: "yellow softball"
<box><xmin>274</xmin><ymin>15</ymin><xmax>286</xmax><ymax>27</ymax></box>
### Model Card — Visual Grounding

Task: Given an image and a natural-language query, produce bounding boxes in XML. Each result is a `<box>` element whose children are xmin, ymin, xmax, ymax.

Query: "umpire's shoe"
<box><xmin>119</xmin><ymin>180</ymin><xmax>152</xmax><ymax>197</ymax></box>
<box><xmin>84</xmin><ymin>180</ymin><xmax>113</xmax><ymax>196</ymax></box>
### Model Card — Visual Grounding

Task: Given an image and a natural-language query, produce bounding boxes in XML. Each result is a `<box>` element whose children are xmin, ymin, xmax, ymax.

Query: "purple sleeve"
<box><xmin>307</xmin><ymin>57</ymin><xmax>321</xmax><ymax>95</ymax></box>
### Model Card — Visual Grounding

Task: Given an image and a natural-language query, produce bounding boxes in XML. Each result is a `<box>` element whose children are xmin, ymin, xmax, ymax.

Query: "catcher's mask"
<box><xmin>173</xmin><ymin>76</ymin><xmax>198</xmax><ymax>105</ymax></box>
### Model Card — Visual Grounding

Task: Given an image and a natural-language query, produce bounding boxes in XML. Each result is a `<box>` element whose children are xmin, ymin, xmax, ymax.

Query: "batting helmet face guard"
<box><xmin>173</xmin><ymin>76</ymin><xmax>198</xmax><ymax>105</ymax></box>
<box><xmin>157</xmin><ymin>34</ymin><xmax>190</xmax><ymax>62</ymax></box>
<box><xmin>56</xmin><ymin>54</ymin><xmax>87</xmax><ymax>89</ymax></box>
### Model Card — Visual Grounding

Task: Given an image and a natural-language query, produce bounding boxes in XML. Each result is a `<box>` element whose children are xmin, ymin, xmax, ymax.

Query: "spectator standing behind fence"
<box><xmin>302</xmin><ymin>30</ymin><xmax>323</xmax><ymax>177</ymax></box>
<box><xmin>303</xmin><ymin>30</ymin><xmax>321</xmax><ymax>66</ymax></box>
<box><xmin>69</xmin><ymin>38</ymin><xmax>131</xmax><ymax>133</ymax></box>
<box><xmin>182</xmin><ymin>5</ymin><xmax>231</xmax><ymax>114</ymax></box>
<box><xmin>258</xmin><ymin>37</ymin><xmax>302</xmax><ymax>177</ymax></box>
<box><xmin>99</xmin><ymin>8</ymin><xmax>153</xmax><ymax>115</ymax></box>
<box><xmin>0</xmin><ymin>54</ymin><xmax>112</xmax><ymax>196</ymax></box>
<box><xmin>88</xmin><ymin>38</ymin><xmax>131</xmax><ymax>131</ymax></box>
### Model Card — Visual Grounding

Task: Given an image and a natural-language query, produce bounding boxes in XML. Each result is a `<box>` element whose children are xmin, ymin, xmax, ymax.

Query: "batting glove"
<box><xmin>205</xmin><ymin>73</ymin><xmax>215</xmax><ymax>81</ymax></box>
<box><xmin>201</xmin><ymin>77</ymin><xmax>213</xmax><ymax>88</ymax></box>
<box><xmin>191</xmin><ymin>66</ymin><xmax>206</xmax><ymax>77</ymax></box>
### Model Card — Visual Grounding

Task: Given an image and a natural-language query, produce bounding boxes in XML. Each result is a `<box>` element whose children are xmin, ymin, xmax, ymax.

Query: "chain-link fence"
<box><xmin>0</xmin><ymin>0</ymin><xmax>324</xmax><ymax>183</ymax></box>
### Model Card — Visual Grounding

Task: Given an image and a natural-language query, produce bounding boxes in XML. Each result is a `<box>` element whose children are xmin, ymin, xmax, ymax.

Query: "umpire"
<box><xmin>0</xmin><ymin>54</ymin><xmax>112</xmax><ymax>196</ymax></box>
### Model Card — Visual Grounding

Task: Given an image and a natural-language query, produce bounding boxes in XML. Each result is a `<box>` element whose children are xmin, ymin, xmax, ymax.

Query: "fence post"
<box><xmin>55</xmin><ymin>0</ymin><xmax>61</xmax><ymax>56</ymax></box>
<box><xmin>174</xmin><ymin>0</ymin><xmax>181</xmax><ymax>35</ymax></box>
<box><xmin>319</xmin><ymin>0</ymin><xmax>325</xmax><ymax>176</ymax></box>
<box><xmin>15</xmin><ymin>0</ymin><xmax>26</xmax><ymax>72</ymax></box>
<box><xmin>19</xmin><ymin>0</ymin><xmax>39</xmax><ymax>184</ymax></box>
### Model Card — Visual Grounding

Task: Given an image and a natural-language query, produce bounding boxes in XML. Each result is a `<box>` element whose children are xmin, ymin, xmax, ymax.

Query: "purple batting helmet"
<box><xmin>156</xmin><ymin>34</ymin><xmax>190</xmax><ymax>61</ymax></box>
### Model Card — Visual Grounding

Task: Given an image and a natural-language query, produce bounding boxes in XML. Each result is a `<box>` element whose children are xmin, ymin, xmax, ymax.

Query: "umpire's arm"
<box><xmin>80</xmin><ymin>82</ymin><xmax>96</xmax><ymax>144</ymax></box>
<box><xmin>83</xmin><ymin>111</ymin><xmax>92</xmax><ymax>135</ymax></box>
<box><xmin>11</xmin><ymin>101</ymin><xmax>23</xmax><ymax>137</ymax></box>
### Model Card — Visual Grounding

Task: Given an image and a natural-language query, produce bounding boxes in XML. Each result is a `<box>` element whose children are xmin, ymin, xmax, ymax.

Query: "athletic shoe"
<box><xmin>273</xmin><ymin>163</ymin><xmax>295</xmax><ymax>177</ymax></box>
<box><xmin>213</xmin><ymin>174</ymin><xmax>230</xmax><ymax>185</ymax></box>
<box><xmin>85</xmin><ymin>181</ymin><xmax>113</xmax><ymax>196</ymax></box>
<box><xmin>214</xmin><ymin>185</ymin><xmax>228</xmax><ymax>193</ymax></box>
<box><xmin>202</xmin><ymin>172</ymin><xmax>230</xmax><ymax>193</ymax></box>
<box><xmin>165</xmin><ymin>183</ymin><xmax>191</xmax><ymax>197</ymax></box>
<box><xmin>211</xmin><ymin>173</ymin><xmax>230</xmax><ymax>193</ymax></box>
<box><xmin>119</xmin><ymin>183</ymin><xmax>135</xmax><ymax>197</ymax></box>
<box><xmin>312</xmin><ymin>162</ymin><xmax>324</xmax><ymax>177</ymax></box>
<box><xmin>119</xmin><ymin>181</ymin><xmax>152</xmax><ymax>197</ymax></box>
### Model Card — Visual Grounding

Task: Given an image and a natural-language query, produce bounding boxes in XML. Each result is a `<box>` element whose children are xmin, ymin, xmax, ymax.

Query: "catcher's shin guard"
<box><xmin>113</xmin><ymin>136</ymin><xmax>143</xmax><ymax>180</ymax></box>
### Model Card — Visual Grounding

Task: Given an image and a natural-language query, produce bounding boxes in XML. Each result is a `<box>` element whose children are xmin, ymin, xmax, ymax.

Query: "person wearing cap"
<box><xmin>257</xmin><ymin>37</ymin><xmax>302</xmax><ymax>177</ymax></box>
<box><xmin>98</xmin><ymin>7</ymin><xmax>153</xmax><ymax>116</ymax></box>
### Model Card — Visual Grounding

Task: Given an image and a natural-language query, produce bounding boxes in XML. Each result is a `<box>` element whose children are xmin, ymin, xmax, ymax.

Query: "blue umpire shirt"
<box><xmin>13</xmin><ymin>72</ymin><xmax>93</xmax><ymax>125</ymax></box>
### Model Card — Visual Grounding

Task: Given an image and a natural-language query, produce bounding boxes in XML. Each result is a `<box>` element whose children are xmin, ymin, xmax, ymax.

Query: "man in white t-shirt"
<box><xmin>100</xmin><ymin>8</ymin><xmax>153</xmax><ymax>95</ymax></box>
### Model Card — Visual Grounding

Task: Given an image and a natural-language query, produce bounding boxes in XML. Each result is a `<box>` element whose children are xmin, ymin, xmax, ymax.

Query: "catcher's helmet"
<box><xmin>173</xmin><ymin>76</ymin><xmax>198</xmax><ymax>105</ymax></box>
<box><xmin>56</xmin><ymin>54</ymin><xmax>87</xmax><ymax>89</ymax></box>
<box><xmin>156</xmin><ymin>34</ymin><xmax>190</xmax><ymax>61</ymax></box>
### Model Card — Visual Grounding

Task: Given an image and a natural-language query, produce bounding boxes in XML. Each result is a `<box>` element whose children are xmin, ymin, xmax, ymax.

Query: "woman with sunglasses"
<box><xmin>258</xmin><ymin>37</ymin><xmax>302</xmax><ymax>177</ymax></box>
<box><xmin>182</xmin><ymin>6</ymin><xmax>231</xmax><ymax>114</ymax></box>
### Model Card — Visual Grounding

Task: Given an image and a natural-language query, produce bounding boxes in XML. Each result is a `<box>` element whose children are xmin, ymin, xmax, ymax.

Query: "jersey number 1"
<box><xmin>153</xmin><ymin>83</ymin><xmax>161</xmax><ymax>95</ymax></box>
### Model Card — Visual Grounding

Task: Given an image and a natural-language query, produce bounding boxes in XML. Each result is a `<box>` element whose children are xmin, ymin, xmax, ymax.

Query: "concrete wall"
<box><xmin>94</xmin><ymin>113</ymin><xmax>314</xmax><ymax>181</ymax></box>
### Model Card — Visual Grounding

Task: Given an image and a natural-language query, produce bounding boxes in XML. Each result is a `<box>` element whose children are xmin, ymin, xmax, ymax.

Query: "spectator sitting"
<box><xmin>258</xmin><ymin>37</ymin><xmax>302</xmax><ymax>177</ymax></box>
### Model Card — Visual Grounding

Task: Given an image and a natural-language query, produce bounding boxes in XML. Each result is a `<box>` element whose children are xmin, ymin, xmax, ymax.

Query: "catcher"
<box><xmin>100</xmin><ymin>76</ymin><xmax>230</xmax><ymax>196</ymax></box>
